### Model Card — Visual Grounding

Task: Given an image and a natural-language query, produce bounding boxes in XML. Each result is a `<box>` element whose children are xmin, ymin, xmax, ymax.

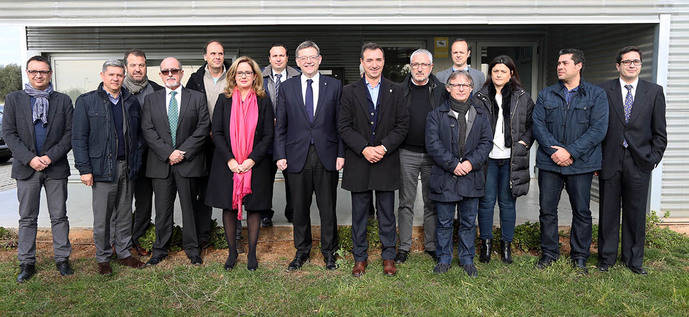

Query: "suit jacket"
<box><xmin>337</xmin><ymin>77</ymin><xmax>409</xmax><ymax>192</ymax></box>
<box><xmin>2</xmin><ymin>90</ymin><xmax>73</xmax><ymax>180</ymax></box>
<box><xmin>599</xmin><ymin>78</ymin><xmax>667</xmax><ymax>178</ymax></box>
<box><xmin>205</xmin><ymin>93</ymin><xmax>274</xmax><ymax>210</ymax></box>
<box><xmin>274</xmin><ymin>74</ymin><xmax>344</xmax><ymax>173</ymax></box>
<box><xmin>262</xmin><ymin>65</ymin><xmax>301</xmax><ymax>113</ymax></box>
<box><xmin>141</xmin><ymin>87</ymin><xmax>210</xmax><ymax>179</ymax></box>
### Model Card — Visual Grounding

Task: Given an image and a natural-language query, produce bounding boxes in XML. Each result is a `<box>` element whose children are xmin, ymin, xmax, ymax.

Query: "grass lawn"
<box><xmin>1</xmin><ymin>243</ymin><xmax>688</xmax><ymax>316</ymax></box>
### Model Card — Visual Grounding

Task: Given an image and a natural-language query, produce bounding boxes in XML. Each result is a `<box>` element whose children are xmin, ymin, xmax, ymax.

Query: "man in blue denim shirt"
<box><xmin>532</xmin><ymin>48</ymin><xmax>609</xmax><ymax>274</ymax></box>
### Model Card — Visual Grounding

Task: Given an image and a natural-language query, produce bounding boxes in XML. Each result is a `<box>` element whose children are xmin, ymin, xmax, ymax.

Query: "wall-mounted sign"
<box><xmin>434</xmin><ymin>37</ymin><xmax>449</xmax><ymax>58</ymax></box>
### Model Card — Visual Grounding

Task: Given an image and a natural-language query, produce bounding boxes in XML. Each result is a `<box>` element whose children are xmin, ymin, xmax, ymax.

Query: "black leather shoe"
<box><xmin>536</xmin><ymin>256</ymin><xmax>556</xmax><ymax>269</ymax></box>
<box><xmin>597</xmin><ymin>262</ymin><xmax>612</xmax><ymax>272</ymax></box>
<box><xmin>189</xmin><ymin>256</ymin><xmax>203</xmax><ymax>265</ymax></box>
<box><xmin>479</xmin><ymin>239</ymin><xmax>492</xmax><ymax>263</ymax></box>
<box><xmin>425</xmin><ymin>250</ymin><xmax>438</xmax><ymax>262</ymax></box>
<box><xmin>17</xmin><ymin>264</ymin><xmax>36</xmax><ymax>283</ymax></box>
<box><xmin>224</xmin><ymin>252</ymin><xmax>238</xmax><ymax>271</ymax></box>
<box><xmin>261</xmin><ymin>217</ymin><xmax>273</xmax><ymax>228</ymax></box>
<box><xmin>627</xmin><ymin>265</ymin><xmax>648</xmax><ymax>275</ymax></box>
<box><xmin>433</xmin><ymin>263</ymin><xmax>451</xmax><ymax>274</ymax></box>
<box><xmin>287</xmin><ymin>254</ymin><xmax>309</xmax><ymax>271</ymax></box>
<box><xmin>394</xmin><ymin>250</ymin><xmax>409</xmax><ymax>264</ymax></box>
<box><xmin>145</xmin><ymin>255</ymin><xmax>167</xmax><ymax>267</ymax></box>
<box><xmin>324</xmin><ymin>254</ymin><xmax>338</xmax><ymax>270</ymax></box>
<box><xmin>572</xmin><ymin>258</ymin><xmax>588</xmax><ymax>275</ymax></box>
<box><xmin>56</xmin><ymin>260</ymin><xmax>74</xmax><ymax>276</ymax></box>
<box><xmin>462</xmin><ymin>263</ymin><xmax>478</xmax><ymax>277</ymax></box>
<box><xmin>500</xmin><ymin>241</ymin><xmax>513</xmax><ymax>264</ymax></box>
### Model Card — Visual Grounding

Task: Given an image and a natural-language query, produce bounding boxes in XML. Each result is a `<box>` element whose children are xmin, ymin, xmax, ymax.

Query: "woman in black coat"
<box><xmin>474</xmin><ymin>55</ymin><xmax>535</xmax><ymax>264</ymax></box>
<box><xmin>205</xmin><ymin>56</ymin><xmax>274</xmax><ymax>271</ymax></box>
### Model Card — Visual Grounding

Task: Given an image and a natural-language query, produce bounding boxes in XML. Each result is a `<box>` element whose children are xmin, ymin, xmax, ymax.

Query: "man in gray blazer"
<box><xmin>141</xmin><ymin>57</ymin><xmax>210</xmax><ymax>266</ymax></box>
<box><xmin>2</xmin><ymin>56</ymin><xmax>74</xmax><ymax>282</ymax></box>
<box><xmin>436</xmin><ymin>38</ymin><xmax>485</xmax><ymax>90</ymax></box>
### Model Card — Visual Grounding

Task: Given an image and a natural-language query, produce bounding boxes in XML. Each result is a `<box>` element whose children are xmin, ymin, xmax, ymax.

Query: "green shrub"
<box><xmin>0</xmin><ymin>227</ymin><xmax>17</xmax><ymax>249</ymax></box>
<box><xmin>337</xmin><ymin>219</ymin><xmax>381</xmax><ymax>252</ymax></box>
<box><xmin>210</xmin><ymin>219</ymin><xmax>228</xmax><ymax>249</ymax></box>
<box><xmin>137</xmin><ymin>223</ymin><xmax>183</xmax><ymax>252</ymax></box>
<box><xmin>512</xmin><ymin>221</ymin><xmax>541</xmax><ymax>252</ymax></box>
<box><xmin>646</xmin><ymin>211</ymin><xmax>689</xmax><ymax>253</ymax></box>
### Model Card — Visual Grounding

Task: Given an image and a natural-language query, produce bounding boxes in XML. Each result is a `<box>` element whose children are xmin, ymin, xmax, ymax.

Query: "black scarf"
<box><xmin>450</xmin><ymin>97</ymin><xmax>470</xmax><ymax>157</ymax></box>
<box><xmin>489</xmin><ymin>82</ymin><xmax>513</xmax><ymax>148</ymax></box>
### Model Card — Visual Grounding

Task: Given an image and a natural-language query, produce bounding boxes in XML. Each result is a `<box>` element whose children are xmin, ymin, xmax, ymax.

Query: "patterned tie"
<box><xmin>168</xmin><ymin>91</ymin><xmax>179</xmax><ymax>147</ymax></box>
<box><xmin>274</xmin><ymin>73</ymin><xmax>282</xmax><ymax>97</ymax></box>
<box><xmin>623</xmin><ymin>84</ymin><xmax>633</xmax><ymax>148</ymax></box>
<box><xmin>305</xmin><ymin>79</ymin><xmax>314</xmax><ymax>122</ymax></box>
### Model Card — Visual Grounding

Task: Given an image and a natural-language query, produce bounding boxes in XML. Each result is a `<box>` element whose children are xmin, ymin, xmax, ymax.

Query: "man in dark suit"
<box><xmin>2</xmin><ymin>56</ymin><xmax>74</xmax><ymax>282</ymax></box>
<box><xmin>598</xmin><ymin>46</ymin><xmax>667</xmax><ymax>275</ymax></box>
<box><xmin>141</xmin><ymin>57</ymin><xmax>210</xmax><ymax>266</ymax></box>
<box><xmin>261</xmin><ymin>43</ymin><xmax>301</xmax><ymax>227</ymax></box>
<box><xmin>275</xmin><ymin>40</ymin><xmax>344</xmax><ymax>271</ymax></box>
<box><xmin>338</xmin><ymin>42</ymin><xmax>409</xmax><ymax>277</ymax></box>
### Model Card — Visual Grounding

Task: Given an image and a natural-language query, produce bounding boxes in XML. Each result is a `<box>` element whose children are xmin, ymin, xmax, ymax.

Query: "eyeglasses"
<box><xmin>27</xmin><ymin>70</ymin><xmax>51</xmax><ymax>76</ymax></box>
<box><xmin>236</xmin><ymin>71</ymin><xmax>254</xmax><ymax>77</ymax></box>
<box><xmin>160</xmin><ymin>69</ymin><xmax>181</xmax><ymax>76</ymax></box>
<box><xmin>410</xmin><ymin>63</ymin><xmax>431</xmax><ymax>69</ymax></box>
<box><xmin>297</xmin><ymin>55</ymin><xmax>320</xmax><ymax>62</ymax></box>
<box><xmin>620</xmin><ymin>59</ymin><xmax>642</xmax><ymax>66</ymax></box>
<box><xmin>447</xmin><ymin>83</ymin><xmax>472</xmax><ymax>90</ymax></box>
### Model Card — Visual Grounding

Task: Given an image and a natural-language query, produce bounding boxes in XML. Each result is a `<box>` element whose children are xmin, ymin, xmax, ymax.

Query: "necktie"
<box><xmin>305</xmin><ymin>79</ymin><xmax>314</xmax><ymax>122</ymax></box>
<box><xmin>274</xmin><ymin>73</ymin><xmax>282</xmax><ymax>96</ymax></box>
<box><xmin>168</xmin><ymin>91</ymin><xmax>179</xmax><ymax>147</ymax></box>
<box><xmin>623</xmin><ymin>84</ymin><xmax>633</xmax><ymax>148</ymax></box>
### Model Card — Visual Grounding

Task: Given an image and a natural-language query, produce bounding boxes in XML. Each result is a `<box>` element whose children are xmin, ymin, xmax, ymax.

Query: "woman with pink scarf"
<box><xmin>205</xmin><ymin>56</ymin><xmax>274</xmax><ymax>271</ymax></box>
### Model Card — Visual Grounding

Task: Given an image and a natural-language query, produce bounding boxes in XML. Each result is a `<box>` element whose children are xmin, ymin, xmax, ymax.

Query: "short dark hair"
<box><xmin>483</xmin><ymin>55</ymin><xmax>522</xmax><ymax>91</ymax></box>
<box><xmin>616</xmin><ymin>46</ymin><xmax>643</xmax><ymax>64</ymax></box>
<box><xmin>26</xmin><ymin>55</ymin><xmax>51</xmax><ymax>71</ymax></box>
<box><xmin>123</xmin><ymin>49</ymin><xmax>147</xmax><ymax>65</ymax></box>
<box><xmin>558</xmin><ymin>48</ymin><xmax>585</xmax><ymax>73</ymax></box>
<box><xmin>451</xmin><ymin>38</ymin><xmax>472</xmax><ymax>52</ymax></box>
<box><xmin>360</xmin><ymin>42</ymin><xmax>384</xmax><ymax>59</ymax></box>
<box><xmin>203</xmin><ymin>40</ymin><xmax>224</xmax><ymax>55</ymax></box>
<box><xmin>269</xmin><ymin>43</ymin><xmax>288</xmax><ymax>55</ymax></box>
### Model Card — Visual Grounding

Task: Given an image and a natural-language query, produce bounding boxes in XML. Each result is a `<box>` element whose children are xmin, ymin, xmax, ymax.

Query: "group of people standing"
<box><xmin>3</xmin><ymin>37</ymin><xmax>665</xmax><ymax>283</ymax></box>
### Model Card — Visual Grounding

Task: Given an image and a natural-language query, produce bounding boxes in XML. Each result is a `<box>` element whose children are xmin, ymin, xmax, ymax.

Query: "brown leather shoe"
<box><xmin>352</xmin><ymin>261</ymin><xmax>368</xmax><ymax>277</ymax></box>
<box><xmin>97</xmin><ymin>262</ymin><xmax>113</xmax><ymax>275</ymax></box>
<box><xmin>383</xmin><ymin>259</ymin><xmax>397</xmax><ymax>276</ymax></box>
<box><xmin>133</xmin><ymin>243</ymin><xmax>150</xmax><ymax>256</ymax></box>
<box><xmin>118</xmin><ymin>256</ymin><xmax>145</xmax><ymax>269</ymax></box>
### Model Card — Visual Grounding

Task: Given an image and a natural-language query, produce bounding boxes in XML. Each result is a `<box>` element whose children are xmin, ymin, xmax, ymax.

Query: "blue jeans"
<box><xmin>478</xmin><ymin>158</ymin><xmax>516</xmax><ymax>242</ymax></box>
<box><xmin>538</xmin><ymin>169</ymin><xmax>593</xmax><ymax>261</ymax></box>
<box><xmin>435</xmin><ymin>199</ymin><xmax>478</xmax><ymax>265</ymax></box>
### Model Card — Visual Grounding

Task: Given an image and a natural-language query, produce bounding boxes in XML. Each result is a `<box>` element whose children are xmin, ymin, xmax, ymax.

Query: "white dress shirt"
<box><xmin>619</xmin><ymin>77</ymin><xmax>639</xmax><ymax>105</ymax></box>
<box><xmin>489</xmin><ymin>92</ymin><xmax>511</xmax><ymax>159</ymax></box>
<box><xmin>301</xmin><ymin>72</ymin><xmax>320</xmax><ymax>115</ymax></box>
<box><xmin>165</xmin><ymin>85</ymin><xmax>183</xmax><ymax>114</ymax></box>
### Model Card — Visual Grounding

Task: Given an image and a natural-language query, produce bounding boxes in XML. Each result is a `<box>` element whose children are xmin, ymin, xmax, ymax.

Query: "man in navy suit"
<box><xmin>275</xmin><ymin>40</ymin><xmax>344</xmax><ymax>271</ymax></box>
<box><xmin>597</xmin><ymin>46</ymin><xmax>667</xmax><ymax>275</ymax></box>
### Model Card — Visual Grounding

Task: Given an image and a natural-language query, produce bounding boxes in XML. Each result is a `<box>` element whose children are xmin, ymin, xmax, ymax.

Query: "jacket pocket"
<box><xmin>429</xmin><ymin>167</ymin><xmax>446</xmax><ymax>194</ymax></box>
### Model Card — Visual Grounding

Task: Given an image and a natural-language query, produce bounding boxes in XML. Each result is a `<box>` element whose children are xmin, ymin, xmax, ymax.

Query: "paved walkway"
<box><xmin>0</xmin><ymin>173</ymin><xmax>598</xmax><ymax>228</ymax></box>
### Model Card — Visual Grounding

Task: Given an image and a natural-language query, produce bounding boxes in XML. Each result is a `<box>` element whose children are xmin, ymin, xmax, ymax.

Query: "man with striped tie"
<box><xmin>140</xmin><ymin>57</ymin><xmax>210</xmax><ymax>267</ymax></box>
<box><xmin>598</xmin><ymin>46</ymin><xmax>667</xmax><ymax>275</ymax></box>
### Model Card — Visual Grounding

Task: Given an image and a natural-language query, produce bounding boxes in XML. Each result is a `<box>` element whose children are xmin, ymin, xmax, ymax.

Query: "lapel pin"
<box><xmin>389</xmin><ymin>89</ymin><xmax>393</xmax><ymax>93</ymax></box>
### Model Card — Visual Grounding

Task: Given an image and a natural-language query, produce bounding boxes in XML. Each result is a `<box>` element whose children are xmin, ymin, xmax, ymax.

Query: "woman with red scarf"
<box><xmin>205</xmin><ymin>56</ymin><xmax>274</xmax><ymax>271</ymax></box>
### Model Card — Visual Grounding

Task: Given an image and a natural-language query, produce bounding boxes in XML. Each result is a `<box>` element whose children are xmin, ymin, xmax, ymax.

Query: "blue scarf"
<box><xmin>24</xmin><ymin>83</ymin><xmax>53</xmax><ymax>126</ymax></box>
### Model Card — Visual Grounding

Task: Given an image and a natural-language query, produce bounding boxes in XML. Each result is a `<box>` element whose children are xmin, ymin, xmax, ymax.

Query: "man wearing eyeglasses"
<box><xmin>260</xmin><ymin>43</ymin><xmax>301</xmax><ymax>228</ymax></box>
<box><xmin>140</xmin><ymin>57</ymin><xmax>210</xmax><ymax>267</ymax></box>
<box><xmin>532</xmin><ymin>48</ymin><xmax>609</xmax><ymax>274</ymax></box>
<box><xmin>597</xmin><ymin>46</ymin><xmax>667</xmax><ymax>275</ymax></box>
<box><xmin>73</xmin><ymin>59</ymin><xmax>146</xmax><ymax>275</ymax></box>
<box><xmin>394</xmin><ymin>49</ymin><xmax>446</xmax><ymax>265</ymax></box>
<box><xmin>275</xmin><ymin>40</ymin><xmax>344</xmax><ymax>271</ymax></box>
<box><xmin>187</xmin><ymin>40</ymin><xmax>231</xmax><ymax>251</ymax></box>
<box><xmin>3</xmin><ymin>56</ymin><xmax>74</xmax><ymax>282</ymax></box>
<box><xmin>338</xmin><ymin>42</ymin><xmax>409</xmax><ymax>277</ymax></box>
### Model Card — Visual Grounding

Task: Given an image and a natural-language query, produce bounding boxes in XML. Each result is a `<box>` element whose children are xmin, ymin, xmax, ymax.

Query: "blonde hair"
<box><xmin>223</xmin><ymin>56</ymin><xmax>266</xmax><ymax>98</ymax></box>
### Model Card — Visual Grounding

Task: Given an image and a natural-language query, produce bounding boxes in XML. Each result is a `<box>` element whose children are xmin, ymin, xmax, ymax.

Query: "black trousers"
<box><xmin>598</xmin><ymin>149</ymin><xmax>651</xmax><ymax>268</ymax></box>
<box><xmin>151</xmin><ymin>168</ymin><xmax>201</xmax><ymax>258</ymax></box>
<box><xmin>194</xmin><ymin>140</ymin><xmax>214</xmax><ymax>245</ymax></box>
<box><xmin>261</xmin><ymin>163</ymin><xmax>294</xmax><ymax>219</ymax></box>
<box><xmin>131</xmin><ymin>172</ymin><xmax>153</xmax><ymax>243</ymax></box>
<box><xmin>287</xmin><ymin>145</ymin><xmax>339</xmax><ymax>257</ymax></box>
<box><xmin>351</xmin><ymin>190</ymin><xmax>396</xmax><ymax>262</ymax></box>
